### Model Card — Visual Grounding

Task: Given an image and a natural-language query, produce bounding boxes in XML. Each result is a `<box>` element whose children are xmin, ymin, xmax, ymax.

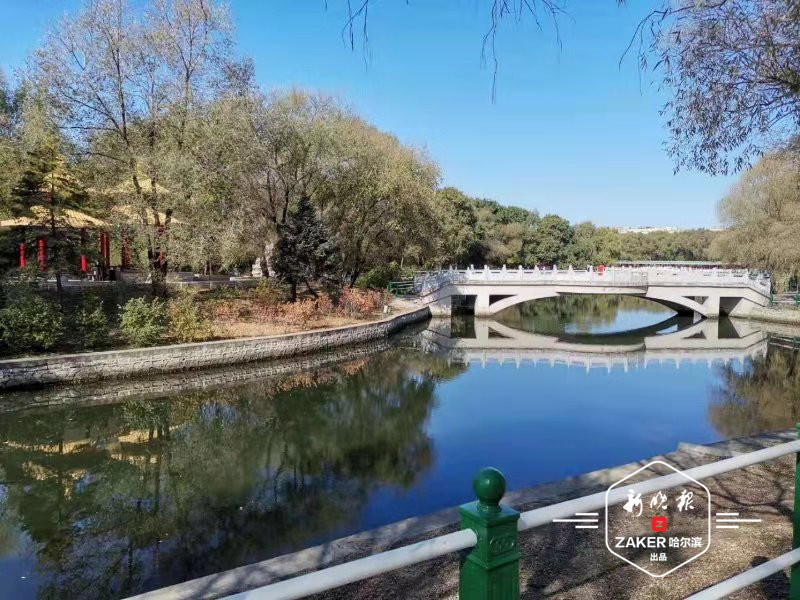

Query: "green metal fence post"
<box><xmin>792</xmin><ymin>423</ymin><xmax>800</xmax><ymax>600</ymax></box>
<box><xmin>459</xmin><ymin>467</ymin><xmax>520</xmax><ymax>600</ymax></box>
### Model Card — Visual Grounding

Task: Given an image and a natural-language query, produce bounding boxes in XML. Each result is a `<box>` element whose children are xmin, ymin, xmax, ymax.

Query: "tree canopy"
<box><xmin>631</xmin><ymin>0</ymin><xmax>800</xmax><ymax>174</ymax></box>
<box><xmin>711</xmin><ymin>151</ymin><xmax>800</xmax><ymax>281</ymax></box>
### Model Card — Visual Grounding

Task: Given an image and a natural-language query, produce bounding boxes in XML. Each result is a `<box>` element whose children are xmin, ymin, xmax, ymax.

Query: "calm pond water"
<box><xmin>1</xmin><ymin>295</ymin><xmax>798</xmax><ymax>598</ymax></box>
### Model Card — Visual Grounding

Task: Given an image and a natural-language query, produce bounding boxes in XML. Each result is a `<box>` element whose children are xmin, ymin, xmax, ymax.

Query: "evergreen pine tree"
<box><xmin>272</xmin><ymin>196</ymin><xmax>341</xmax><ymax>302</ymax></box>
<box><xmin>12</xmin><ymin>98</ymin><xmax>87</xmax><ymax>306</ymax></box>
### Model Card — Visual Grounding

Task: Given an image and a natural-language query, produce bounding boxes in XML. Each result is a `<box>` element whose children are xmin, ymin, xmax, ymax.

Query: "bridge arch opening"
<box><xmin>451</xmin><ymin>294</ymin><xmax>476</xmax><ymax>314</ymax></box>
<box><xmin>490</xmin><ymin>295</ymin><xmax>690</xmax><ymax>338</ymax></box>
<box><xmin>488</xmin><ymin>293</ymin><xmax>698</xmax><ymax>320</ymax></box>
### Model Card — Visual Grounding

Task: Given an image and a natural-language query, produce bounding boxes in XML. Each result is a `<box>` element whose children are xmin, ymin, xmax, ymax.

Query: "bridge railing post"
<box><xmin>459</xmin><ymin>467</ymin><xmax>520</xmax><ymax>600</ymax></box>
<box><xmin>792</xmin><ymin>424</ymin><xmax>800</xmax><ymax>600</ymax></box>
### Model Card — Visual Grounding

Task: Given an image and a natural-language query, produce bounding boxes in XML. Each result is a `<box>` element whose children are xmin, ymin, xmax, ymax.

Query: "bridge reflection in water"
<box><xmin>420</xmin><ymin>315</ymin><xmax>768</xmax><ymax>371</ymax></box>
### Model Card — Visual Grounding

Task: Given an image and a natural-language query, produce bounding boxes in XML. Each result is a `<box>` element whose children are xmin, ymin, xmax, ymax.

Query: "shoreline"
<box><xmin>0</xmin><ymin>306</ymin><xmax>430</xmax><ymax>391</ymax></box>
<box><xmin>746</xmin><ymin>305</ymin><xmax>800</xmax><ymax>326</ymax></box>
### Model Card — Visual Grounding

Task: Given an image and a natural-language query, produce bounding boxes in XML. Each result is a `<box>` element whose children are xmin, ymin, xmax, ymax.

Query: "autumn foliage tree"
<box><xmin>711</xmin><ymin>151</ymin><xmax>800</xmax><ymax>286</ymax></box>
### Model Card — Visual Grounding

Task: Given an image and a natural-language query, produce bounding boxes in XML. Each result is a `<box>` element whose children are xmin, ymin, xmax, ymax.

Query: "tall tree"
<box><xmin>711</xmin><ymin>151</ymin><xmax>800</xmax><ymax>282</ymax></box>
<box><xmin>321</xmin><ymin>116</ymin><xmax>440</xmax><ymax>284</ymax></box>
<box><xmin>535</xmin><ymin>214</ymin><xmax>573</xmax><ymax>266</ymax></box>
<box><xmin>187</xmin><ymin>90</ymin><xmax>343</xmax><ymax>274</ymax></box>
<box><xmin>0</xmin><ymin>71</ymin><xmax>23</xmax><ymax>214</ymax></box>
<box><xmin>12</xmin><ymin>96</ymin><xmax>87</xmax><ymax>305</ymax></box>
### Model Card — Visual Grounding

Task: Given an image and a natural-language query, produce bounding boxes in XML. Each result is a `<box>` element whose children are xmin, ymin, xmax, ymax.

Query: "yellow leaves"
<box><xmin>717</xmin><ymin>150</ymin><xmax>800</xmax><ymax>273</ymax></box>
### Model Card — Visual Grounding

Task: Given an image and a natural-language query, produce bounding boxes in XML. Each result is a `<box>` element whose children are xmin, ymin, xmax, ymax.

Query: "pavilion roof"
<box><xmin>0</xmin><ymin>205</ymin><xmax>109</xmax><ymax>229</ymax></box>
<box><xmin>111</xmin><ymin>204</ymin><xmax>185</xmax><ymax>226</ymax></box>
<box><xmin>101</xmin><ymin>175</ymin><xmax>172</xmax><ymax>197</ymax></box>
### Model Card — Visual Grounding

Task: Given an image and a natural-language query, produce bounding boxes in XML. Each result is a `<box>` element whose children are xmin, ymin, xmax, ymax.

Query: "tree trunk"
<box><xmin>290</xmin><ymin>280</ymin><xmax>297</xmax><ymax>302</ymax></box>
<box><xmin>148</xmin><ymin>250</ymin><xmax>167</xmax><ymax>297</ymax></box>
<box><xmin>348</xmin><ymin>269</ymin><xmax>360</xmax><ymax>288</ymax></box>
<box><xmin>305</xmin><ymin>280</ymin><xmax>318</xmax><ymax>298</ymax></box>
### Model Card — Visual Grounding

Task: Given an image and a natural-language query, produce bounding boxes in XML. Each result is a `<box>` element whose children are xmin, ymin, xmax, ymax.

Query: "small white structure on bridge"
<box><xmin>415</xmin><ymin>266</ymin><xmax>770</xmax><ymax>318</ymax></box>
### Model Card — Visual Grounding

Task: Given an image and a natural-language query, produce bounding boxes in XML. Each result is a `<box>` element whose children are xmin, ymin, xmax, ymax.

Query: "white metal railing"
<box><xmin>413</xmin><ymin>267</ymin><xmax>771</xmax><ymax>297</ymax></box>
<box><xmin>223</xmin><ymin>531</ymin><xmax>477</xmax><ymax>600</ymax></box>
<box><xmin>212</xmin><ymin>438</ymin><xmax>800</xmax><ymax>600</ymax></box>
<box><xmin>685</xmin><ymin>548</ymin><xmax>800</xmax><ymax>599</ymax></box>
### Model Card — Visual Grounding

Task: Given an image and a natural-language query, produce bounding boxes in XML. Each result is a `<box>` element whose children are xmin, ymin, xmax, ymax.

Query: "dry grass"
<box><xmin>211</xmin><ymin>313</ymin><xmax>384</xmax><ymax>339</ymax></box>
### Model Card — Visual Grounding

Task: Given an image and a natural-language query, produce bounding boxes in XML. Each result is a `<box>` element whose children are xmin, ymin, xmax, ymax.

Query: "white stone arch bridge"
<box><xmin>415</xmin><ymin>266</ymin><xmax>770</xmax><ymax>318</ymax></box>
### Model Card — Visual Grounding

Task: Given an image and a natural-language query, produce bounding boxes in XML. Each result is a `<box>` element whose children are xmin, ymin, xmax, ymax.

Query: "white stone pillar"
<box><xmin>474</xmin><ymin>292</ymin><xmax>492</xmax><ymax>316</ymax></box>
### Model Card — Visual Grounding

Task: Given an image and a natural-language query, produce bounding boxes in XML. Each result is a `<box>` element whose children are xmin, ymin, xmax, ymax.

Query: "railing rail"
<box><xmin>224</xmin><ymin>531</ymin><xmax>477</xmax><ymax>600</ymax></box>
<box><xmin>206</xmin><ymin>434</ymin><xmax>800</xmax><ymax>600</ymax></box>
<box><xmin>684</xmin><ymin>548</ymin><xmax>800</xmax><ymax>599</ymax></box>
<box><xmin>518</xmin><ymin>438</ymin><xmax>800</xmax><ymax>531</ymax></box>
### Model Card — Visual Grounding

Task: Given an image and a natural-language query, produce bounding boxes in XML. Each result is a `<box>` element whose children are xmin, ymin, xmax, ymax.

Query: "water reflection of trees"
<box><xmin>0</xmin><ymin>349</ymin><xmax>457</xmax><ymax>599</ymax></box>
<box><xmin>496</xmin><ymin>295</ymin><xmax>670</xmax><ymax>335</ymax></box>
<box><xmin>709</xmin><ymin>344</ymin><xmax>800</xmax><ymax>438</ymax></box>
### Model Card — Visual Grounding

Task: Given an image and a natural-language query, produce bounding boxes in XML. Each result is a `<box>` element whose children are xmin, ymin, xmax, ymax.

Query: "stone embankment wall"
<box><xmin>0</xmin><ymin>338</ymin><xmax>394</xmax><ymax>413</ymax></box>
<box><xmin>0</xmin><ymin>307</ymin><xmax>429</xmax><ymax>391</ymax></box>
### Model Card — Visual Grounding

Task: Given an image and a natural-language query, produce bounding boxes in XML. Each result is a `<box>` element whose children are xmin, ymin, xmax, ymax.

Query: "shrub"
<box><xmin>0</xmin><ymin>289</ymin><xmax>64</xmax><ymax>352</ymax></box>
<box><xmin>339</xmin><ymin>287</ymin><xmax>388</xmax><ymax>316</ymax></box>
<box><xmin>315</xmin><ymin>293</ymin><xmax>335</xmax><ymax>315</ymax></box>
<box><xmin>119</xmin><ymin>297</ymin><xmax>167</xmax><ymax>346</ymax></box>
<box><xmin>357</xmin><ymin>262</ymin><xmax>402</xmax><ymax>290</ymax></box>
<box><xmin>270</xmin><ymin>299</ymin><xmax>318</xmax><ymax>327</ymax></box>
<box><xmin>250</xmin><ymin>279</ymin><xmax>283</xmax><ymax>305</ymax></box>
<box><xmin>207</xmin><ymin>298</ymin><xmax>254</xmax><ymax>321</ymax></box>
<box><xmin>74</xmin><ymin>293</ymin><xmax>110</xmax><ymax>350</ymax></box>
<box><xmin>202</xmin><ymin>286</ymin><xmax>243</xmax><ymax>301</ymax></box>
<box><xmin>167</xmin><ymin>291</ymin><xmax>213</xmax><ymax>343</ymax></box>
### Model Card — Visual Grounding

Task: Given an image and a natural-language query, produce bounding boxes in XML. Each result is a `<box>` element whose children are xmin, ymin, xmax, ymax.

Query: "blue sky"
<box><xmin>0</xmin><ymin>0</ymin><xmax>733</xmax><ymax>227</ymax></box>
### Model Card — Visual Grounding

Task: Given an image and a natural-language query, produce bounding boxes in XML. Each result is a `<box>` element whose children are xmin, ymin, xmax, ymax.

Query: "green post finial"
<box><xmin>473</xmin><ymin>467</ymin><xmax>506</xmax><ymax>514</ymax></box>
<box><xmin>459</xmin><ymin>467</ymin><xmax>520</xmax><ymax>600</ymax></box>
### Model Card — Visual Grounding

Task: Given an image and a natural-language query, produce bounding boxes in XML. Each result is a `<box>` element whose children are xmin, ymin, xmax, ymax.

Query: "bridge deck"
<box><xmin>415</xmin><ymin>267</ymin><xmax>769</xmax><ymax>296</ymax></box>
